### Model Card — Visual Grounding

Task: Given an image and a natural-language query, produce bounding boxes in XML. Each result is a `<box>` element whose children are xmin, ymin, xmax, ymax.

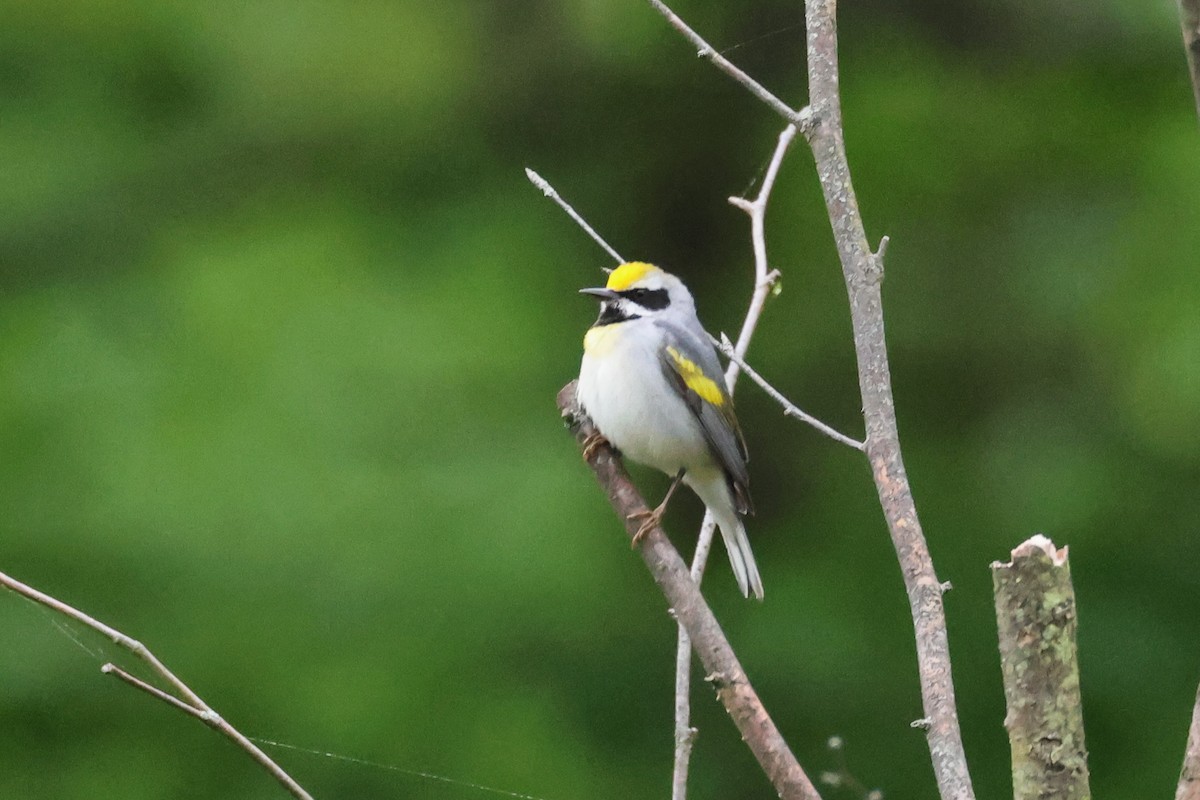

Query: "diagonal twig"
<box><xmin>0</xmin><ymin>570</ymin><xmax>314</xmax><ymax>800</ymax></box>
<box><xmin>559</xmin><ymin>382</ymin><xmax>822</xmax><ymax>800</ymax></box>
<box><xmin>525</xmin><ymin>168</ymin><xmax>625</xmax><ymax>264</ymax></box>
<box><xmin>713</xmin><ymin>333</ymin><xmax>864</xmax><ymax>452</ymax></box>
<box><xmin>646</xmin><ymin>0</ymin><xmax>812</xmax><ymax>130</ymax></box>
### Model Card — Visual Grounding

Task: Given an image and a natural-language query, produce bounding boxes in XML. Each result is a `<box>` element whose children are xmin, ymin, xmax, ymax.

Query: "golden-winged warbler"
<box><xmin>577</xmin><ymin>261</ymin><xmax>763</xmax><ymax>599</ymax></box>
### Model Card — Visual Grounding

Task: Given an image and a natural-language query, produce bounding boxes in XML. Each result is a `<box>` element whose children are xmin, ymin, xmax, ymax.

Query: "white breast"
<box><xmin>577</xmin><ymin>322</ymin><xmax>713</xmax><ymax>476</ymax></box>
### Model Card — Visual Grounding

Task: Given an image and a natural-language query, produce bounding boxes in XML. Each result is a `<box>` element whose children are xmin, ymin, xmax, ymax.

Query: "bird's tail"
<box><xmin>690</xmin><ymin>474</ymin><xmax>763</xmax><ymax>600</ymax></box>
<box><xmin>714</xmin><ymin>506</ymin><xmax>764</xmax><ymax>600</ymax></box>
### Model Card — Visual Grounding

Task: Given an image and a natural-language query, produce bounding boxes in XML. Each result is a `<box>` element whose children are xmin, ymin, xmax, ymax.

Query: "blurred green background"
<box><xmin>2</xmin><ymin>1</ymin><xmax>1197</xmax><ymax>798</ymax></box>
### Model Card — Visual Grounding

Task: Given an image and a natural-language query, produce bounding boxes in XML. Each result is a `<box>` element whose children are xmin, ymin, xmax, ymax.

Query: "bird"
<box><xmin>576</xmin><ymin>261</ymin><xmax>763</xmax><ymax>600</ymax></box>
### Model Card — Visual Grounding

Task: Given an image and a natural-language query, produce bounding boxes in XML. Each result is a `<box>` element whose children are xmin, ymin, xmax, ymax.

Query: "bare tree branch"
<box><xmin>712</xmin><ymin>333</ymin><xmax>865</xmax><ymax>452</ymax></box>
<box><xmin>0</xmin><ymin>570</ymin><xmax>314</xmax><ymax>800</ymax></box>
<box><xmin>1177</xmin><ymin>683</ymin><xmax>1200</xmax><ymax>800</ymax></box>
<box><xmin>1178</xmin><ymin>0</ymin><xmax>1200</xmax><ymax>121</ymax></box>
<box><xmin>673</xmin><ymin>123</ymin><xmax>798</xmax><ymax>800</ymax></box>
<box><xmin>630</xmin><ymin>0</ymin><xmax>976</xmax><ymax>795</ymax></box>
<box><xmin>525</xmin><ymin>168</ymin><xmax>626</xmax><ymax>264</ymax></box>
<box><xmin>558</xmin><ymin>382</ymin><xmax>823</xmax><ymax>800</ymax></box>
<box><xmin>646</xmin><ymin>0</ymin><xmax>812</xmax><ymax>129</ymax></box>
<box><xmin>800</xmin><ymin>1</ymin><xmax>976</xmax><ymax>797</ymax></box>
<box><xmin>992</xmin><ymin>536</ymin><xmax>1091</xmax><ymax>800</ymax></box>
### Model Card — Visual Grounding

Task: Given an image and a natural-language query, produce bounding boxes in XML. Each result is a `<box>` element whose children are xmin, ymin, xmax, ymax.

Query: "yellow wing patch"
<box><xmin>606</xmin><ymin>261</ymin><xmax>661</xmax><ymax>291</ymax></box>
<box><xmin>666</xmin><ymin>346</ymin><xmax>726</xmax><ymax>406</ymax></box>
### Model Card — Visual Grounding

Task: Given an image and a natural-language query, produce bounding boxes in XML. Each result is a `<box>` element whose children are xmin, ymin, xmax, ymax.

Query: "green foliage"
<box><xmin>1</xmin><ymin>1</ymin><xmax>1196</xmax><ymax>798</ymax></box>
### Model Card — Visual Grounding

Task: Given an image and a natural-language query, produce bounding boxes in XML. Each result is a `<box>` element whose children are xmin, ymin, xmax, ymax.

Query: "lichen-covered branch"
<box><xmin>558</xmin><ymin>382</ymin><xmax>823</xmax><ymax>800</ymax></box>
<box><xmin>1176</xmin><ymin>683</ymin><xmax>1200</xmax><ymax>799</ymax></box>
<box><xmin>992</xmin><ymin>536</ymin><xmax>1091</xmax><ymax>800</ymax></box>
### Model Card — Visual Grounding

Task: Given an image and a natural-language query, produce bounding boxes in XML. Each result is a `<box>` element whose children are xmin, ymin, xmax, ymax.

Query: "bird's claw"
<box><xmin>628</xmin><ymin>507</ymin><xmax>664</xmax><ymax>548</ymax></box>
<box><xmin>581</xmin><ymin>431</ymin><xmax>609</xmax><ymax>461</ymax></box>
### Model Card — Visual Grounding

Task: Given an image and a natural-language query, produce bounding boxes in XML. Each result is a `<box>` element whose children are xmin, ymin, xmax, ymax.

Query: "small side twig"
<box><xmin>103</xmin><ymin>663</ymin><xmax>207</xmax><ymax>720</ymax></box>
<box><xmin>525</xmin><ymin>168</ymin><xmax>625</xmax><ymax>264</ymax></box>
<box><xmin>713</xmin><ymin>333</ymin><xmax>865</xmax><ymax>452</ymax></box>
<box><xmin>1178</xmin><ymin>0</ymin><xmax>1200</xmax><ymax>121</ymax></box>
<box><xmin>646</xmin><ymin>0</ymin><xmax>812</xmax><ymax>131</ymax></box>
<box><xmin>0</xmin><ymin>570</ymin><xmax>314</xmax><ymax>800</ymax></box>
<box><xmin>559</xmin><ymin>382</ymin><xmax>822</xmax><ymax>800</ymax></box>
<box><xmin>1175</xmin><ymin>683</ymin><xmax>1200</xmax><ymax>799</ymax></box>
<box><xmin>992</xmin><ymin>536</ymin><xmax>1091</xmax><ymax>800</ymax></box>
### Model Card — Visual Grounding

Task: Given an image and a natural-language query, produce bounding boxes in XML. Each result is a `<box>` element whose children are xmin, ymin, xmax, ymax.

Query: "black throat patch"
<box><xmin>594</xmin><ymin>303</ymin><xmax>639</xmax><ymax>326</ymax></box>
<box><xmin>590</xmin><ymin>287</ymin><xmax>671</xmax><ymax>327</ymax></box>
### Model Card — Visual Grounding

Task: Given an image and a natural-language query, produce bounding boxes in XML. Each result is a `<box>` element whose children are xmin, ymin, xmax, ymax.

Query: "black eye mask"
<box><xmin>619</xmin><ymin>287</ymin><xmax>670</xmax><ymax>310</ymax></box>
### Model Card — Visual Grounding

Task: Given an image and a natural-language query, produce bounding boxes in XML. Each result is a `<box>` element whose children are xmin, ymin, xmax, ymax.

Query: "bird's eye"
<box><xmin>628</xmin><ymin>288</ymin><xmax>647</xmax><ymax>302</ymax></box>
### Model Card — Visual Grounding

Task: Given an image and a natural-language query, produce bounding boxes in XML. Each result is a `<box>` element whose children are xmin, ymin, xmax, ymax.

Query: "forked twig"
<box><xmin>673</xmin><ymin>123</ymin><xmax>798</xmax><ymax>800</ymax></box>
<box><xmin>0</xmin><ymin>570</ymin><xmax>314</xmax><ymax>800</ymax></box>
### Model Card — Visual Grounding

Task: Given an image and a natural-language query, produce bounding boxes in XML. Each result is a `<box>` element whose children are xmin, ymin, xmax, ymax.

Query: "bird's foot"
<box><xmin>628</xmin><ymin>506</ymin><xmax>665</xmax><ymax>548</ymax></box>
<box><xmin>627</xmin><ymin>468</ymin><xmax>686</xmax><ymax>547</ymax></box>
<box><xmin>581</xmin><ymin>431</ymin><xmax>609</xmax><ymax>461</ymax></box>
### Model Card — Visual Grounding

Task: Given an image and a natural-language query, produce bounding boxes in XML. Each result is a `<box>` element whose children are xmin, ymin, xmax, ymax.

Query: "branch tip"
<box><xmin>524</xmin><ymin>167</ymin><xmax>552</xmax><ymax>196</ymax></box>
<box><xmin>523</xmin><ymin>168</ymin><xmax>624</xmax><ymax>264</ymax></box>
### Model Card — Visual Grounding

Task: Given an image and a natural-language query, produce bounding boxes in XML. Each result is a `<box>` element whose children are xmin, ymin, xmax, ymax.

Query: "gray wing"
<box><xmin>655</xmin><ymin>321</ymin><xmax>754</xmax><ymax>515</ymax></box>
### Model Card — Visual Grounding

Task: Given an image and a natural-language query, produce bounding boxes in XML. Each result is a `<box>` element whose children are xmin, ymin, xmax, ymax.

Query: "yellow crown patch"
<box><xmin>606</xmin><ymin>261</ymin><xmax>660</xmax><ymax>291</ymax></box>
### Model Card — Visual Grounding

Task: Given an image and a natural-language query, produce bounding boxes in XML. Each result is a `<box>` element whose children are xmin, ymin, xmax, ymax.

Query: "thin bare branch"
<box><xmin>0</xmin><ymin>570</ymin><xmax>314</xmax><ymax>800</ymax></box>
<box><xmin>672</xmin><ymin>123</ymin><xmax>798</xmax><ymax>800</ymax></box>
<box><xmin>671</xmin><ymin>618</ymin><xmax>700</xmax><ymax>800</ymax></box>
<box><xmin>1178</xmin><ymin>0</ymin><xmax>1200</xmax><ymax>121</ymax></box>
<box><xmin>525</xmin><ymin>168</ymin><xmax>625</xmax><ymax>264</ymax></box>
<box><xmin>1177</xmin><ymin>682</ymin><xmax>1200</xmax><ymax>800</ymax></box>
<box><xmin>559</xmin><ymin>382</ymin><xmax>823</xmax><ymax>800</ymax></box>
<box><xmin>646</xmin><ymin>0</ymin><xmax>812</xmax><ymax>130</ymax></box>
<box><xmin>802</xmin><ymin>1</ymin><xmax>975</xmax><ymax>796</ymax></box>
<box><xmin>724</xmin><ymin>123</ymin><xmax>796</xmax><ymax>384</ymax></box>
<box><xmin>713</xmin><ymin>333</ymin><xmax>865</xmax><ymax>452</ymax></box>
<box><xmin>103</xmin><ymin>663</ymin><xmax>208</xmax><ymax>720</ymax></box>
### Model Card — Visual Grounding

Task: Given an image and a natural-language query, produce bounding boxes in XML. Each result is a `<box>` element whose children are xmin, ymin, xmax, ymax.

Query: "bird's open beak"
<box><xmin>579</xmin><ymin>287</ymin><xmax>619</xmax><ymax>301</ymax></box>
